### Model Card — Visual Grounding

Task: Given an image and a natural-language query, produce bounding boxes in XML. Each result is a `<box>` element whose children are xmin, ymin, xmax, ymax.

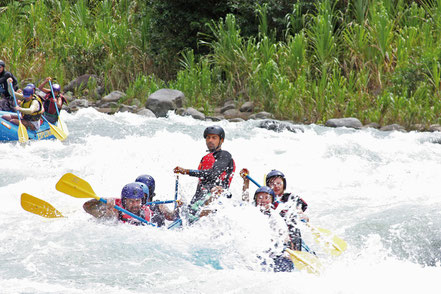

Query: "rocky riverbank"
<box><xmin>57</xmin><ymin>74</ymin><xmax>441</xmax><ymax>133</ymax></box>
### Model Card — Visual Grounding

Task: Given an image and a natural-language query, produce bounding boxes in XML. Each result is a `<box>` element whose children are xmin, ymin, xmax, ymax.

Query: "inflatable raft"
<box><xmin>0</xmin><ymin>110</ymin><xmax>56</xmax><ymax>141</ymax></box>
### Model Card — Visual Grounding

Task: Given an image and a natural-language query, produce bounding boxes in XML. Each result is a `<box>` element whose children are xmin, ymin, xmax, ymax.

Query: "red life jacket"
<box><xmin>197</xmin><ymin>151</ymin><xmax>236</xmax><ymax>188</ymax></box>
<box><xmin>115</xmin><ymin>199</ymin><xmax>152</xmax><ymax>225</ymax></box>
<box><xmin>43</xmin><ymin>92</ymin><xmax>66</xmax><ymax>115</ymax></box>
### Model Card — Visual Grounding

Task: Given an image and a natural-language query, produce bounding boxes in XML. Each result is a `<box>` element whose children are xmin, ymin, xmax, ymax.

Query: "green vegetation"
<box><xmin>1</xmin><ymin>0</ymin><xmax>441</xmax><ymax>128</ymax></box>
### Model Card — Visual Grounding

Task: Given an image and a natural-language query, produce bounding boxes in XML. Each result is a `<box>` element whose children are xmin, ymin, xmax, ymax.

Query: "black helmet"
<box><xmin>266</xmin><ymin>170</ymin><xmax>287</xmax><ymax>190</ymax></box>
<box><xmin>203</xmin><ymin>125</ymin><xmax>225</xmax><ymax>140</ymax></box>
<box><xmin>253</xmin><ymin>186</ymin><xmax>276</xmax><ymax>204</ymax></box>
<box><xmin>0</xmin><ymin>60</ymin><xmax>5</xmax><ymax>68</ymax></box>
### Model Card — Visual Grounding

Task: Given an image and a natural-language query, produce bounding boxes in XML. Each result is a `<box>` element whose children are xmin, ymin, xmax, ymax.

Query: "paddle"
<box><xmin>10</xmin><ymin>82</ymin><xmax>28</xmax><ymax>143</ymax></box>
<box><xmin>245</xmin><ymin>173</ymin><xmax>347</xmax><ymax>256</ymax></box>
<box><xmin>21</xmin><ymin>193</ymin><xmax>64</xmax><ymax>218</ymax></box>
<box><xmin>41</xmin><ymin>115</ymin><xmax>67</xmax><ymax>141</ymax></box>
<box><xmin>174</xmin><ymin>175</ymin><xmax>179</xmax><ymax>209</ymax></box>
<box><xmin>55</xmin><ymin>173</ymin><xmax>156</xmax><ymax>227</ymax></box>
<box><xmin>145</xmin><ymin>199</ymin><xmax>177</xmax><ymax>205</ymax></box>
<box><xmin>49</xmin><ymin>80</ymin><xmax>69</xmax><ymax>136</ymax></box>
<box><xmin>286</xmin><ymin>248</ymin><xmax>322</xmax><ymax>275</ymax></box>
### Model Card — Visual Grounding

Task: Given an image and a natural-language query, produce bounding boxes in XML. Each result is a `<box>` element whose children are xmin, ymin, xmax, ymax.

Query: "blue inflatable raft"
<box><xmin>0</xmin><ymin>110</ymin><xmax>56</xmax><ymax>141</ymax></box>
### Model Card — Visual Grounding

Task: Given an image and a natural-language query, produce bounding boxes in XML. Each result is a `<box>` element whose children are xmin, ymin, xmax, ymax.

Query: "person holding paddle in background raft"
<box><xmin>0</xmin><ymin>60</ymin><xmax>19</xmax><ymax>112</ymax></box>
<box><xmin>83</xmin><ymin>182</ymin><xmax>158</xmax><ymax>226</ymax></box>
<box><xmin>38</xmin><ymin>77</ymin><xmax>67</xmax><ymax>124</ymax></box>
<box><xmin>174</xmin><ymin>125</ymin><xmax>235</xmax><ymax>222</ymax></box>
<box><xmin>135</xmin><ymin>174</ymin><xmax>181</xmax><ymax>224</ymax></box>
<box><xmin>2</xmin><ymin>83</ymin><xmax>44</xmax><ymax>131</ymax></box>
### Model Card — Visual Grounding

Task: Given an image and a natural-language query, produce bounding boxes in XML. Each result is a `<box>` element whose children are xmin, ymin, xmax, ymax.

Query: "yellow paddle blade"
<box><xmin>56</xmin><ymin>173</ymin><xmax>99</xmax><ymax>200</ymax></box>
<box><xmin>58</xmin><ymin>117</ymin><xmax>69</xmax><ymax>136</ymax></box>
<box><xmin>18</xmin><ymin>122</ymin><xmax>29</xmax><ymax>143</ymax></box>
<box><xmin>48</xmin><ymin>121</ymin><xmax>67</xmax><ymax>141</ymax></box>
<box><xmin>21</xmin><ymin>193</ymin><xmax>64</xmax><ymax>218</ymax></box>
<box><xmin>308</xmin><ymin>224</ymin><xmax>348</xmax><ymax>256</ymax></box>
<box><xmin>286</xmin><ymin>249</ymin><xmax>322</xmax><ymax>275</ymax></box>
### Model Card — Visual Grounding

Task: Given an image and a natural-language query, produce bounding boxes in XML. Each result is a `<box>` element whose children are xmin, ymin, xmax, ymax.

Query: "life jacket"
<box><xmin>43</xmin><ymin>92</ymin><xmax>66</xmax><ymax>117</ymax></box>
<box><xmin>197</xmin><ymin>151</ymin><xmax>236</xmax><ymax>188</ymax></box>
<box><xmin>115</xmin><ymin>199</ymin><xmax>152</xmax><ymax>225</ymax></box>
<box><xmin>273</xmin><ymin>193</ymin><xmax>308</xmax><ymax>212</ymax></box>
<box><xmin>21</xmin><ymin>94</ymin><xmax>43</xmax><ymax>121</ymax></box>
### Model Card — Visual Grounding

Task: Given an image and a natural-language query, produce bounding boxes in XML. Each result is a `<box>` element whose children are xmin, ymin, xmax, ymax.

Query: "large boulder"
<box><xmin>145</xmin><ymin>89</ymin><xmax>185</xmax><ymax>117</ymax></box>
<box><xmin>325</xmin><ymin>117</ymin><xmax>362</xmax><ymax>129</ymax></box>
<box><xmin>64</xmin><ymin>74</ymin><xmax>99</xmax><ymax>93</ymax></box>
<box><xmin>65</xmin><ymin>99</ymin><xmax>89</xmax><ymax>112</ymax></box>
<box><xmin>137</xmin><ymin>108</ymin><xmax>156</xmax><ymax>118</ymax></box>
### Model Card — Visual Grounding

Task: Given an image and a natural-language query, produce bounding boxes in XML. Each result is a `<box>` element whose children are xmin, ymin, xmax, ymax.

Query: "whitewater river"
<box><xmin>1</xmin><ymin>108</ymin><xmax>440</xmax><ymax>293</ymax></box>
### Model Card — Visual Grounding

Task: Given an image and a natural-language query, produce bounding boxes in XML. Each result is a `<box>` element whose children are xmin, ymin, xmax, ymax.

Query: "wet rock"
<box><xmin>249</xmin><ymin>111</ymin><xmax>274</xmax><ymax>119</ymax></box>
<box><xmin>96</xmin><ymin>107</ymin><xmax>116</xmax><ymax>114</ymax></box>
<box><xmin>258</xmin><ymin>120</ymin><xmax>304</xmax><ymax>133</ymax></box>
<box><xmin>228</xmin><ymin>117</ymin><xmax>245</xmax><ymax>122</ymax></box>
<box><xmin>183</xmin><ymin>107</ymin><xmax>205</xmax><ymax>120</ymax></box>
<box><xmin>380</xmin><ymin>124</ymin><xmax>406</xmax><ymax>132</ymax></box>
<box><xmin>65</xmin><ymin>99</ymin><xmax>89</xmax><ymax>112</ymax></box>
<box><xmin>64</xmin><ymin>74</ymin><xmax>99</xmax><ymax>92</ymax></box>
<box><xmin>240</xmin><ymin>101</ymin><xmax>254</xmax><ymax>112</ymax></box>
<box><xmin>205</xmin><ymin>116</ymin><xmax>224</xmax><ymax>122</ymax></box>
<box><xmin>363</xmin><ymin>122</ymin><xmax>380</xmax><ymax>129</ymax></box>
<box><xmin>223</xmin><ymin>109</ymin><xmax>246</xmax><ymax>119</ymax></box>
<box><xmin>145</xmin><ymin>89</ymin><xmax>185</xmax><ymax>117</ymax></box>
<box><xmin>137</xmin><ymin>108</ymin><xmax>156</xmax><ymax>117</ymax></box>
<box><xmin>102</xmin><ymin>90</ymin><xmax>126</xmax><ymax>103</ymax></box>
<box><xmin>325</xmin><ymin>117</ymin><xmax>362</xmax><ymax>129</ymax></box>
<box><xmin>429</xmin><ymin>124</ymin><xmax>441</xmax><ymax>132</ymax></box>
<box><xmin>118</xmin><ymin>105</ymin><xmax>138</xmax><ymax>113</ymax></box>
<box><xmin>220</xmin><ymin>104</ymin><xmax>236</xmax><ymax>113</ymax></box>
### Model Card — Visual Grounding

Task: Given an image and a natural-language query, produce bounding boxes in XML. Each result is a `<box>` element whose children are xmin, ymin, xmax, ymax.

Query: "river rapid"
<box><xmin>1</xmin><ymin>108</ymin><xmax>440</xmax><ymax>294</ymax></box>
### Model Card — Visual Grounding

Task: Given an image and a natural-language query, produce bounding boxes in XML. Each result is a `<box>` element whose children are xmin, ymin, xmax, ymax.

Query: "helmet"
<box><xmin>137</xmin><ymin>182</ymin><xmax>150</xmax><ymax>197</ymax></box>
<box><xmin>266</xmin><ymin>170</ymin><xmax>286</xmax><ymax>190</ymax></box>
<box><xmin>52</xmin><ymin>83</ymin><xmax>61</xmax><ymax>92</ymax></box>
<box><xmin>23</xmin><ymin>86</ymin><xmax>34</xmax><ymax>98</ymax></box>
<box><xmin>253</xmin><ymin>186</ymin><xmax>275</xmax><ymax>204</ymax></box>
<box><xmin>135</xmin><ymin>174</ymin><xmax>155</xmax><ymax>195</ymax></box>
<box><xmin>26</xmin><ymin>83</ymin><xmax>35</xmax><ymax>89</ymax></box>
<box><xmin>203</xmin><ymin>125</ymin><xmax>225</xmax><ymax>140</ymax></box>
<box><xmin>0</xmin><ymin>60</ymin><xmax>5</xmax><ymax>67</ymax></box>
<box><xmin>121</xmin><ymin>182</ymin><xmax>145</xmax><ymax>200</ymax></box>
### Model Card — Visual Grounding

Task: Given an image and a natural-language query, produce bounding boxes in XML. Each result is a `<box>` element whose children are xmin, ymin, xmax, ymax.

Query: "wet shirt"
<box><xmin>188</xmin><ymin>149</ymin><xmax>235</xmax><ymax>205</ymax></box>
<box><xmin>0</xmin><ymin>71</ymin><xmax>18</xmax><ymax>98</ymax></box>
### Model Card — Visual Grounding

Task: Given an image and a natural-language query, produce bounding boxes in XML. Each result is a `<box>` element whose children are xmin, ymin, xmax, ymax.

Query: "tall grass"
<box><xmin>1</xmin><ymin>0</ymin><xmax>441</xmax><ymax>128</ymax></box>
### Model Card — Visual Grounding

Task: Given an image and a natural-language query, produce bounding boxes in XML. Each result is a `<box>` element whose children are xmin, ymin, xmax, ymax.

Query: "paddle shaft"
<box><xmin>48</xmin><ymin>80</ymin><xmax>61</xmax><ymax>117</ymax></box>
<box><xmin>97</xmin><ymin>197</ymin><xmax>156</xmax><ymax>227</ymax></box>
<box><xmin>174</xmin><ymin>175</ymin><xmax>179</xmax><ymax>209</ymax></box>
<box><xmin>145</xmin><ymin>200</ymin><xmax>176</xmax><ymax>205</ymax></box>
<box><xmin>245</xmin><ymin>174</ymin><xmax>262</xmax><ymax>188</ymax></box>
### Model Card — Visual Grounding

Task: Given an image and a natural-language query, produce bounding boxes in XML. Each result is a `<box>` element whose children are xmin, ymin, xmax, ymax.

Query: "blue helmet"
<box><xmin>0</xmin><ymin>60</ymin><xmax>5</xmax><ymax>68</ymax></box>
<box><xmin>23</xmin><ymin>86</ymin><xmax>34</xmax><ymax>98</ymax></box>
<box><xmin>253</xmin><ymin>186</ymin><xmax>275</xmax><ymax>204</ymax></box>
<box><xmin>52</xmin><ymin>83</ymin><xmax>61</xmax><ymax>92</ymax></box>
<box><xmin>203</xmin><ymin>125</ymin><xmax>225</xmax><ymax>140</ymax></box>
<box><xmin>26</xmin><ymin>83</ymin><xmax>35</xmax><ymax>89</ymax></box>
<box><xmin>121</xmin><ymin>182</ymin><xmax>145</xmax><ymax>200</ymax></box>
<box><xmin>266</xmin><ymin>170</ymin><xmax>286</xmax><ymax>190</ymax></box>
<box><xmin>135</xmin><ymin>174</ymin><xmax>155</xmax><ymax>195</ymax></box>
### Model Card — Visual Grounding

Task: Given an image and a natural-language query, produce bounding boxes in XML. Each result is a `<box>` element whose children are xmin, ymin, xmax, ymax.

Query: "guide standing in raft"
<box><xmin>174</xmin><ymin>125</ymin><xmax>235</xmax><ymax>218</ymax></box>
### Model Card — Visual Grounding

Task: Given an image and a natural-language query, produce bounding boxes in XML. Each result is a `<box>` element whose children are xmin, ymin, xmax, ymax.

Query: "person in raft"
<box><xmin>2</xmin><ymin>82</ymin><xmax>44</xmax><ymax>131</ymax></box>
<box><xmin>173</xmin><ymin>125</ymin><xmax>235</xmax><ymax>222</ymax></box>
<box><xmin>135</xmin><ymin>174</ymin><xmax>181</xmax><ymax>227</ymax></box>
<box><xmin>83</xmin><ymin>182</ymin><xmax>161</xmax><ymax>226</ymax></box>
<box><xmin>251</xmin><ymin>185</ymin><xmax>295</xmax><ymax>272</ymax></box>
<box><xmin>38</xmin><ymin>77</ymin><xmax>67</xmax><ymax>124</ymax></box>
<box><xmin>240</xmin><ymin>168</ymin><xmax>309</xmax><ymax>251</ymax></box>
<box><xmin>0</xmin><ymin>59</ymin><xmax>19</xmax><ymax>112</ymax></box>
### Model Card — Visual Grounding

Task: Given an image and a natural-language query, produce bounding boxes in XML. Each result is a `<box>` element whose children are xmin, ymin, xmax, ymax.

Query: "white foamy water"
<box><xmin>1</xmin><ymin>108</ymin><xmax>440</xmax><ymax>293</ymax></box>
